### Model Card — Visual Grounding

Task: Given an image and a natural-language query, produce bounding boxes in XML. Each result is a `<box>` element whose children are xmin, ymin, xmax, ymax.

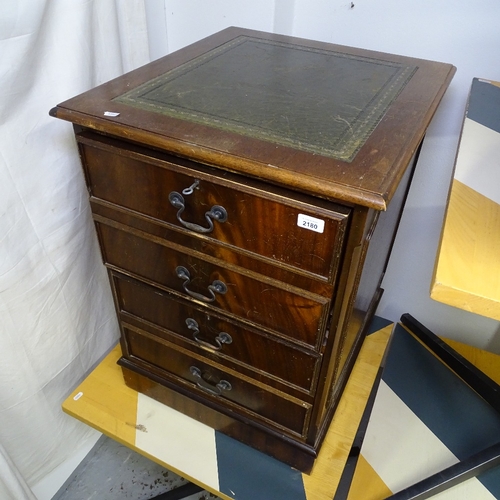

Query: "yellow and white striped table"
<box><xmin>432</xmin><ymin>78</ymin><xmax>500</xmax><ymax>320</ymax></box>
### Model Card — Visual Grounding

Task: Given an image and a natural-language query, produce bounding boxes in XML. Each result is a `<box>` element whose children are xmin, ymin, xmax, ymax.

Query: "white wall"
<box><xmin>144</xmin><ymin>0</ymin><xmax>500</xmax><ymax>352</ymax></box>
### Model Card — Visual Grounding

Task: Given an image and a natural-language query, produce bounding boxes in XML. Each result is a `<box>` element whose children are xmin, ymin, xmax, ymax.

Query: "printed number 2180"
<box><xmin>297</xmin><ymin>214</ymin><xmax>325</xmax><ymax>234</ymax></box>
<box><xmin>303</xmin><ymin>220</ymin><xmax>318</xmax><ymax>230</ymax></box>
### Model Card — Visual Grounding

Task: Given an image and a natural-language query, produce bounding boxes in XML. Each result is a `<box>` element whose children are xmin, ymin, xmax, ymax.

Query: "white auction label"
<box><xmin>297</xmin><ymin>213</ymin><xmax>325</xmax><ymax>233</ymax></box>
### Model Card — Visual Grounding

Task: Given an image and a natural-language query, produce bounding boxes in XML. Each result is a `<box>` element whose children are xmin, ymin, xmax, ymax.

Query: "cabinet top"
<box><xmin>51</xmin><ymin>27</ymin><xmax>455</xmax><ymax>210</ymax></box>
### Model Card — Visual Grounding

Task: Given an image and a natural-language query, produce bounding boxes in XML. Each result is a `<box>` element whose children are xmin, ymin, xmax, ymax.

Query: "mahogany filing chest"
<box><xmin>51</xmin><ymin>27</ymin><xmax>455</xmax><ymax>472</ymax></box>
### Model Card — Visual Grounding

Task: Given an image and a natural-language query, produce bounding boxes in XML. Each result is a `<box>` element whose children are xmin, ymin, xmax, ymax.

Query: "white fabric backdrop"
<box><xmin>0</xmin><ymin>1</ymin><xmax>149</xmax><ymax>498</ymax></box>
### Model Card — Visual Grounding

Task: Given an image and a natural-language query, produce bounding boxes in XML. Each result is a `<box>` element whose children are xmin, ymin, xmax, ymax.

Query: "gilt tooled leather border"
<box><xmin>115</xmin><ymin>36</ymin><xmax>417</xmax><ymax>163</ymax></box>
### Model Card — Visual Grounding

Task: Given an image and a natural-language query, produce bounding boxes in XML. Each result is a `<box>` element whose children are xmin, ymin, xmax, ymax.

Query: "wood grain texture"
<box><xmin>52</xmin><ymin>27</ymin><xmax>455</xmax><ymax>209</ymax></box>
<box><xmin>97</xmin><ymin>221</ymin><xmax>330</xmax><ymax>347</ymax></box>
<box><xmin>344</xmin><ymin>335</ymin><xmax>500</xmax><ymax>500</ymax></box>
<box><xmin>52</xmin><ymin>28</ymin><xmax>454</xmax><ymax>473</ymax></box>
<box><xmin>113</xmin><ymin>273</ymin><xmax>321</xmax><ymax>396</ymax></box>
<box><xmin>432</xmin><ymin>78</ymin><xmax>500</xmax><ymax>320</ymax></box>
<box><xmin>79</xmin><ymin>134</ymin><xmax>350</xmax><ymax>281</ymax></box>
<box><xmin>432</xmin><ymin>179</ymin><xmax>500</xmax><ymax>320</ymax></box>
<box><xmin>62</xmin><ymin>344</ymin><xmax>137</xmax><ymax>448</ymax></box>
<box><xmin>120</xmin><ymin>360</ymin><xmax>320</xmax><ymax>473</ymax></box>
<box><xmin>62</xmin><ymin>323</ymin><xmax>392</xmax><ymax>498</ymax></box>
<box><xmin>303</xmin><ymin>324</ymin><xmax>392</xmax><ymax>499</ymax></box>
<box><xmin>122</xmin><ymin>325</ymin><xmax>312</xmax><ymax>436</ymax></box>
<box><xmin>63</xmin><ymin>345</ymin><xmax>233</xmax><ymax>500</ymax></box>
<box><xmin>347</xmin><ymin>454</ymin><xmax>393</xmax><ymax>500</ymax></box>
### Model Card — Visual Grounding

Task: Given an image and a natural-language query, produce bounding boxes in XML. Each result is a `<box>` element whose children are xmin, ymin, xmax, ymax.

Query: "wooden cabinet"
<box><xmin>51</xmin><ymin>27</ymin><xmax>455</xmax><ymax>472</ymax></box>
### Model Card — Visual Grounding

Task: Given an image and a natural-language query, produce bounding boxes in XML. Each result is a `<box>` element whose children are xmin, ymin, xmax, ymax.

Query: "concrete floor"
<box><xmin>51</xmin><ymin>435</ymin><xmax>220</xmax><ymax>500</ymax></box>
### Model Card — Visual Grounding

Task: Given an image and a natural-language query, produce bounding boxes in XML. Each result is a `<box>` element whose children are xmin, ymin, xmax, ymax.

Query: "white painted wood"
<box><xmin>362</xmin><ymin>381</ymin><xmax>497</xmax><ymax>499</ymax></box>
<box><xmin>454</xmin><ymin>118</ymin><xmax>500</xmax><ymax>206</ymax></box>
<box><xmin>135</xmin><ymin>394</ymin><xmax>219</xmax><ymax>491</ymax></box>
<box><xmin>362</xmin><ymin>381</ymin><xmax>458</xmax><ymax>492</ymax></box>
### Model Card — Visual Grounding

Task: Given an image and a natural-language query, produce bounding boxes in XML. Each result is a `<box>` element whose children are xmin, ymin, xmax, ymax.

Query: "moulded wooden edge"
<box><xmin>49</xmin><ymin>105</ymin><xmax>389</xmax><ymax>211</ymax></box>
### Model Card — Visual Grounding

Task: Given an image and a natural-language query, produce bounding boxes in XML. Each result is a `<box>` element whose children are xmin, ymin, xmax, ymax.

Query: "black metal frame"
<box><xmin>400</xmin><ymin>314</ymin><xmax>500</xmax><ymax>413</ymax></box>
<box><xmin>386</xmin><ymin>441</ymin><xmax>500</xmax><ymax>500</ymax></box>
<box><xmin>152</xmin><ymin>481</ymin><xmax>204</xmax><ymax>500</ymax></box>
<box><xmin>384</xmin><ymin>314</ymin><xmax>500</xmax><ymax>499</ymax></box>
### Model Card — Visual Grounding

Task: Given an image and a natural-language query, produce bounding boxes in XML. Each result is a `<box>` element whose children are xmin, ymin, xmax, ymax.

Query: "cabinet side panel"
<box><xmin>310</xmin><ymin>148</ymin><xmax>419</xmax><ymax>445</ymax></box>
<box><xmin>351</xmin><ymin>152</ymin><xmax>418</xmax><ymax>319</ymax></box>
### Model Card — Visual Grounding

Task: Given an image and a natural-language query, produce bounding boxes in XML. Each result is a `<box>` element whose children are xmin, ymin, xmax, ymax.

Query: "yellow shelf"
<box><xmin>431</xmin><ymin>78</ymin><xmax>500</xmax><ymax>320</ymax></box>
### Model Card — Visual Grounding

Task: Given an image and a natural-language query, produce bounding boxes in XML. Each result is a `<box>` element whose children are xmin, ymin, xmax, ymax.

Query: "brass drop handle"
<box><xmin>189</xmin><ymin>366</ymin><xmax>232</xmax><ymax>396</ymax></box>
<box><xmin>169</xmin><ymin>180</ymin><xmax>227</xmax><ymax>234</ymax></box>
<box><xmin>175</xmin><ymin>266</ymin><xmax>227</xmax><ymax>303</ymax></box>
<box><xmin>185</xmin><ymin>318</ymin><xmax>232</xmax><ymax>351</ymax></box>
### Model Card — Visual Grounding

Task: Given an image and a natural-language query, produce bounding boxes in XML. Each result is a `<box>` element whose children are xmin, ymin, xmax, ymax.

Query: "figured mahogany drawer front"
<box><xmin>113</xmin><ymin>273</ymin><xmax>320</xmax><ymax>393</ymax></box>
<box><xmin>80</xmin><ymin>138</ymin><xmax>350</xmax><ymax>281</ymax></box>
<box><xmin>98</xmin><ymin>222</ymin><xmax>329</xmax><ymax>348</ymax></box>
<box><xmin>123</xmin><ymin>327</ymin><xmax>311</xmax><ymax>436</ymax></box>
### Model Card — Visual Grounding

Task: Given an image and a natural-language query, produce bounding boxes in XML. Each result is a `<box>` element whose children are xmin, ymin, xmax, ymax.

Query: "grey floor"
<box><xmin>52</xmin><ymin>435</ymin><xmax>220</xmax><ymax>500</ymax></box>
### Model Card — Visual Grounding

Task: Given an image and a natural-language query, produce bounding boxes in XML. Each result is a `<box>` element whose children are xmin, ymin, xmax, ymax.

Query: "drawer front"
<box><xmin>98</xmin><ymin>221</ymin><xmax>329</xmax><ymax>348</ymax></box>
<box><xmin>92</xmin><ymin>201</ymin><xmax>335</xmax><ymax>296</ymax></box>
<box><xmin>123</xmin><ymin>326</ymin><xmax>311</xmax><ymax>436</ymax></box>
<box><xmin>113</xmin><ymin>273</ymin><xmax>320</xmax><ymax>393</ymax></box>
<box><xmin>79</xmin><ymin>137</ymin><xmax>350</xmax><ymax>281</ymax></box>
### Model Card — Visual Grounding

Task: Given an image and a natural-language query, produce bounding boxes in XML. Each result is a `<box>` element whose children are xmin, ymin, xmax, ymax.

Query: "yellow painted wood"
<box><xmin>62</xmin><ymin>326</ymin><xmax>392</xmax><ymax>500</ymax></box>
<box><xmin>432</xmin><ymin>179</ymin><xmax>500</xmax><ymax>320</ymax></box>
<box><xmin>303</xmin><ymin>324</ymin><xmax>393</xmax><ymax>500</ymax></box>
<box><xmin>443</xmin><ymin>337</ymin><xmax>500</xmax><ymax>385</ymax></box>
<box><xmin>62</xmin><ymin>345</ymin><xmax>232</xmax><ymax>500</ymax></box>
<box><xmin>62</xmin><ymin>344</ymin><xmax>137</xmax><ymax>447</ymax></box>
<box><xmin>347</xmin><ymin>454</ymin><xmax>392</xmax><ymax>500</ymax></box>
<box><xmin>62</xmin><ymin>328</ymin><xmax>499</xmax><ymax>499</ymax></box>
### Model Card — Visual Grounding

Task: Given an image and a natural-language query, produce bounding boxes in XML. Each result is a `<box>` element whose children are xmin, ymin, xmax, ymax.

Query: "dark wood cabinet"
<box><xmin>51</xmin><ymin>27</ymin><xmax>455</xmax><ymax>472</ymax></box>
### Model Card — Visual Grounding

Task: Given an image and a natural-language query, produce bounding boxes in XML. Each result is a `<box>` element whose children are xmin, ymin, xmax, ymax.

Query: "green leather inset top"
<box><xmin>115</xmin><ymin>36</ymin><xmax>416</xmax><ymax>162</ymax></box>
